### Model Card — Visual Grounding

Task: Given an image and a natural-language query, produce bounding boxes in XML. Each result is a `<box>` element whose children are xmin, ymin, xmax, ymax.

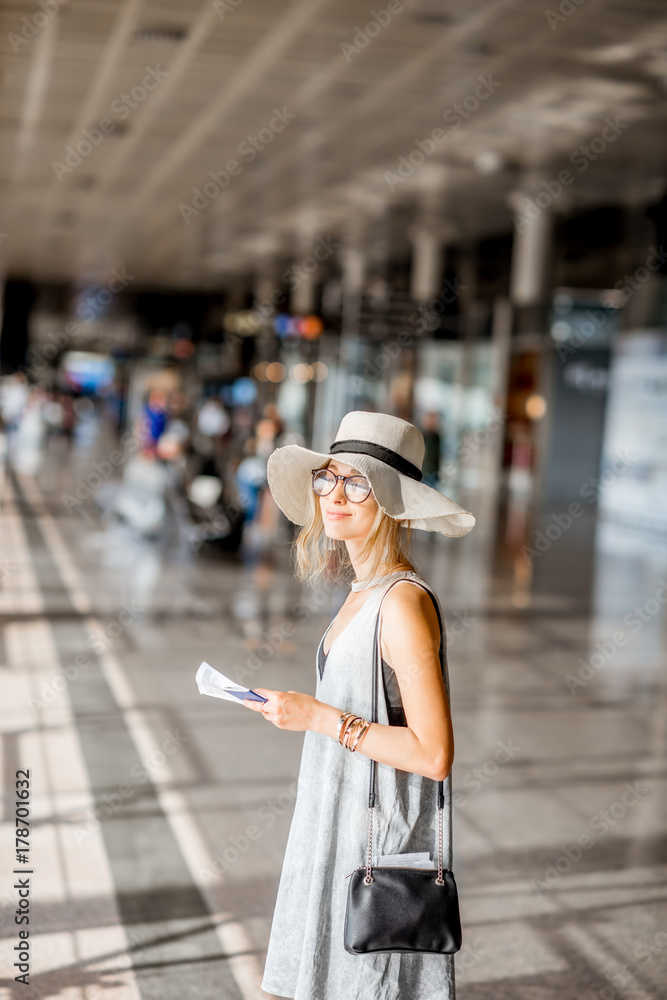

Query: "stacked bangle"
<box><xmin>337</xmin><ymin>713</ymin><xmax>372</xmax><ymax>752</ymax></box>
<box><xmin>336</xmin><ymin>712</ymin><xmax>356</xmax><ymax>744</ymax></box>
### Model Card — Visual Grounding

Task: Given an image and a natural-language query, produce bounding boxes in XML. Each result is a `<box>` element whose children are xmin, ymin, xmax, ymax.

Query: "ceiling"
<box><xmin>1</xmin><ymin>0</ymin><xmax>667</xmax><ymax>290</ymax></box>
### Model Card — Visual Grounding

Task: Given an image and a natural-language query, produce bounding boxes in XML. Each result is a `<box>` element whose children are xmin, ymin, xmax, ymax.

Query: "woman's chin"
<box><xmin>325</xmin><ymin>527</ymin><xmax>351</xmax><ymax>542</ymax></box>
<box><xmin>324</xmin><ymin>525</ymin><xmax>349</xmax><ymax>542</ymax></box>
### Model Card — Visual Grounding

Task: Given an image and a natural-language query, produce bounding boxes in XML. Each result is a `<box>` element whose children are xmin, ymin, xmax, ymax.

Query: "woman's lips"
<box><xmin>325</xmin><ymin>510</ymin><xmax>351</xmax><ymax>519</ymax></box>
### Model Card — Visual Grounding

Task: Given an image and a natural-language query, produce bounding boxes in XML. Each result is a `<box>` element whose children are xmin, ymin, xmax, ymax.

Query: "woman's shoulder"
<box><xmin>383</xmin><ymin>571</ymin><xmax>434</xmax><ymax>597</ymax></box>
<box><xmin>380</xmin><ymin>575</ymin><xmax>442</xmax><ymax>657</ymax></box>
<box><xmin>382</xmin><ymin>573</ymin><xmax>439</xmax><ymax>616</ymax></box>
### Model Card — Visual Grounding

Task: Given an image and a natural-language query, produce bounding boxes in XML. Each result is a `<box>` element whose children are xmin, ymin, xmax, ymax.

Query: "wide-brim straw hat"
<box><xmin>266</xmin><ymin>410</ymin><xmax>475</xmax><ymax>537</ymax></box>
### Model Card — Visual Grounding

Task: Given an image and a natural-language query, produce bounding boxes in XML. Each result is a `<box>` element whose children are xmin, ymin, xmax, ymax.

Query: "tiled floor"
<box><xmin>1</xmin><ymin>426</ymin><xmax>666</xmax><ymax>999</ymax></box>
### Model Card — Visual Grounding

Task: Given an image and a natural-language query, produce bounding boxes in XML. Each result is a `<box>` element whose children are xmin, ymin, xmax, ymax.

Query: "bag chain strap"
<box><xmin>363</xmin><ymin>578</ymin><xmax>447</xmax><ymax>887</ymax></box>
<box><xmin>365</xmin><ymin>807</ymin><xmax>444</xmax><ymax>885</ymax></box>
<box><xmin>364</xmin><ymin>806</ymin><xmax>374</xmax><ymax>884</ymax></box>
<box><xmin>436</xmin><ymin>804</ymin><xmax>445</xmax><ymax>885</ymax></box>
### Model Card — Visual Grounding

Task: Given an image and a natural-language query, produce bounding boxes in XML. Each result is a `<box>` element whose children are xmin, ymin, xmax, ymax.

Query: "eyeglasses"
<box><xmin>311</xmin><ymin>468</ymin><xmax>372</xmax><ymax>503</ymax></box>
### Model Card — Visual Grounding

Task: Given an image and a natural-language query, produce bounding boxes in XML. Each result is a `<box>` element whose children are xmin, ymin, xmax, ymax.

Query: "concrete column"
<box><xmin>341</xmin><ymin>245</ymin><xmax>366</xmax><ymax>296</ymax></box>
<box><xmin>410</xmin><ymin>226</ymin><xmax>442</xmax><ymax>303</ymax></box>
<box><xmin>508</xmin><ymin>188</ymin><xmax>554</xmax><ymax>306</ymax></box>
<box><xmin>290</xmin><ymin>210</ymin><xmax>327</xmax><ymax>314</ymax></box>
<box><xmin>253</xmin><ymin>264</ymin><xmax>282</xmax><ymax>312</ymax></box>
<box><xmin>290</xmin><ymin>265</ymin><xmax>317</xmax><ymax>315</ymax></box>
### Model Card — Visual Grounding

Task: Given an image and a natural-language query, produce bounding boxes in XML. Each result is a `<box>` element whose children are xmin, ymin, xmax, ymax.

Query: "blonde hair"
<box><xmin>292</xmin><ymin>466</ymin><xmax>417</xmax><ymax>587</ymax></box>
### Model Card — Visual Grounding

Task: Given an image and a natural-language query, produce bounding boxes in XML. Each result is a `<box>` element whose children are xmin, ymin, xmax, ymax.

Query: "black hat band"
<box><xmin>328</xmin><ymin>438</ymin><xmax>423</xmax><ymax>482</ymax></box>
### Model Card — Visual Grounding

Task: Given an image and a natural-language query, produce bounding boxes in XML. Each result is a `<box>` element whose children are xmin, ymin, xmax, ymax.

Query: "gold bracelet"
<box><xmin>338</xmin><ymin>714</ymin><xmax>359</xmax><ymax>747</ymax></box>
<box><xmin>343</xmin><ymin>716</ymin><xmax>366</xmax><ymax>750</ymax></box>
<box><xmin>350</xmin><ymin>718</ymin><xmax>372</xmax><ymax>752</ymax></box>
<box><xmin>336</xmin><ymin>712</ymin><xmax>356</xmax><ymax>745</ymax></box>
<box><xmin>341</xmin><ymin>715</ymin><xmax>362</xmax><ymax>748</ymax></box>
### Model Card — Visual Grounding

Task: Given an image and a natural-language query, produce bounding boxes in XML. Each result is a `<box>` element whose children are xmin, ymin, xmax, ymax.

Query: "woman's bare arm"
<box><xmin>244</xmin><ymin>583</ymin><xmax>453</xmax><ymax>781</ymax></box>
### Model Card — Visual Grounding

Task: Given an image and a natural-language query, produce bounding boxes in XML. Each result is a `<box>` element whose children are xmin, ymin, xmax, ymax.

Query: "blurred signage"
<box><xmin>223</xmin><ymin>310</ymin><xmax>323</xmax><ymax>339</ymax></box>
<box><xmin>61</xmin><ymin>351</ymin><xmax>115</xmax><ymax>393</ymax></box>
<box><xmin>273</xmin><ymin>314</ymin><xmax>323</xmax><ymax>339</ymax></box>
<box><xmin>550</xmin><ymin>290</ymin><xmax>620</xmax><ymax>354</ymax></box>
<box><xmin>598</xmin><ymin>330</ymin><xmax>667</xmax><ymax>532</ymax></box>
<box><xmin>223</xmin><ymin>310</ymin><xmax>263</xmax><ymax>335</ymax></box>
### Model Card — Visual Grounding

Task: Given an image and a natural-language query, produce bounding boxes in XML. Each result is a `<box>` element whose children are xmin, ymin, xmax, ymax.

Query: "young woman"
<box><xmin>242</xmin><ymin>410</ymin><xmax>475</xmax><ymax>1000</ymax></box>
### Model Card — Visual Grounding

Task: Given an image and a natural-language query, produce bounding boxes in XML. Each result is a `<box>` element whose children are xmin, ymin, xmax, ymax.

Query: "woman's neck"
<box><xmin>345</xmin><ymin>542</ymin><xmax>404</xmax><ymax>585</ymax></box>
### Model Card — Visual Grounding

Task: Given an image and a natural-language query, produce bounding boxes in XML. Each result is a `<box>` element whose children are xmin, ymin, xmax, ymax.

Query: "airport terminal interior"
<box><xmin>1</xmin><ymin>0</ymin><xmax>667</xmax><ymax>998</ymax></box>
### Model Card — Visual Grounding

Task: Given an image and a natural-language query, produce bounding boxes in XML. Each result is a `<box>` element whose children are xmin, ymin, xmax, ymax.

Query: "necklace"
<box><xmin>349</xmin><ymin>569</ymin><xmax>410</xmax><ymax>592</ymax></box>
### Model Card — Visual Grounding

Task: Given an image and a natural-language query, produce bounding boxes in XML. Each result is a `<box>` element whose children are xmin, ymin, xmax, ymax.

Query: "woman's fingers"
<box><xmin>243</xmin><ymin>688</ymin><xmax>273</xmax><ymax>711</ymax></box>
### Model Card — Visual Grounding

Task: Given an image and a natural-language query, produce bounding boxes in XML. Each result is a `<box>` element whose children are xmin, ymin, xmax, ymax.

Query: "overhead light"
<box><xmin>550</xmin><ymin>321</ymin><xmax>571</xmax><ymax>342</ymax></box>
<box><xmin>525</xmin><ymin>395</ymin><xmax>547</xmax><ymax>420</ymax></box>
<box><xmin>265</xmin><ymin>362</ymin><xmax>286</xmax><ymax>383</ymax></box>
<box><xmin>133</xmin><ymin>25</ymin><xmax>188</xmax><ymax>42</ymax></box>
<box><xmin>290</xmin><ymin>363</ymin><xmax>313</xmax><ymax>383</ymax></box>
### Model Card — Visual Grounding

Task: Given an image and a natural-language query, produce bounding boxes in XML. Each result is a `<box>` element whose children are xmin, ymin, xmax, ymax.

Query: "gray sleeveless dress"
<box><xmin>261</xmin><ymin>569</ymin><xmax>456</xmax><ymax>1000</ymax></box>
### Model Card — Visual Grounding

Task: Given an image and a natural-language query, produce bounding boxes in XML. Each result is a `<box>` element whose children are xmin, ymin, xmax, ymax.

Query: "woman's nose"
<box><xmin>330</xmin><ymin>478</ymin><xmax>346</xmax><ymax>500</ymax></box>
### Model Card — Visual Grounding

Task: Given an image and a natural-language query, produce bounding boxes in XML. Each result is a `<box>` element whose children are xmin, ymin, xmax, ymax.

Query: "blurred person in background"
<box><xmin>72</xmin><ymin>396</ymin><xmax>99</xmax><ymax>450</ymax></box>
<box><xmin>59</xmin><ymin>393</ymin><xmax>77</xmax><ymax>446</ymax></box>
<box><xmin>154</xmin><ymin>392</ymin><xmax>194</xmax><ymax>556</ymax></box>
<box><xmin>43</xmin><ymin>390</ymin><xmax>65</xmax><ymax>443</ymax></box>
<box><xmin>136</xmin><ymin>388</ymin><xmax>170</xmax><ymax>458</ymax></box>
<box><xmin>0</xmin><ymin>373</ymin><xmax>29</xmax><ymax>437</ymax></box>
<box><xmin>195</xmin><ymin>394</ymin><xmax>231</xmax><ymax>450</ymax></box>
<box><xmin>242</xmin><ymin>410</ymin><xmax>476</xmax><ymax>1000</ymax></box>
<box><xmin>235</xmin><ymin>435</ymin><xmax>268</xmax><ymax>527</ymax></box>
<box><xmin>421</xmin><ymin>410</ymin><xmax>442</xmax><ymax>489</ymax></box>
<box><xmin>12</xmin><ymin>384</ymin><xmax>48</xmax><ymax>474</ymax></box>
<box><xmin>191</xmin><ymin>392</ymin><xmax>232</xmax><ymax>484</ymax></box>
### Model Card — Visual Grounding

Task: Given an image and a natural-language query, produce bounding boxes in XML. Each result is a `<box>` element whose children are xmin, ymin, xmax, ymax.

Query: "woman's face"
<box><xmin>317</xmin><ymin>458</ymin><xmax>378</xmax><ymax>542</ymax></box>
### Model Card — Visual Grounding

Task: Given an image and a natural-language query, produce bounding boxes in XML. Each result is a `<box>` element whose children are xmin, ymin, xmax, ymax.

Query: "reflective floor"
<box><xmin>1</xmin><ymin>428</ymin><xmax>666</xmax><ymax>1000</ymax></box>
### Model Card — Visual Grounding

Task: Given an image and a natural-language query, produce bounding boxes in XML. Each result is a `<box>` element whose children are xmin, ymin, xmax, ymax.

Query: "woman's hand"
<box><xmin>242</xmin><ymin>688</ymin><xmax>320</xmax><ymax>731</ymax></box>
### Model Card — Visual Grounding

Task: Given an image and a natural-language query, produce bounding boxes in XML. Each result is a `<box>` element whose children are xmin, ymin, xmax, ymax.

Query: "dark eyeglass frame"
<box><xmin>311</xmin><ymin>467</ymin><xmax>372</xmax><ymax>503</ymax></box>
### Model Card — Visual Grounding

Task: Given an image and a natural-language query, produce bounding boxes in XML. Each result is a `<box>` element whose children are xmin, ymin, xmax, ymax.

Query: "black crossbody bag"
<box><xmin>343</xmin><ymin>578</ymin><xmax>462</xmax><ymax>955</ymax></box>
